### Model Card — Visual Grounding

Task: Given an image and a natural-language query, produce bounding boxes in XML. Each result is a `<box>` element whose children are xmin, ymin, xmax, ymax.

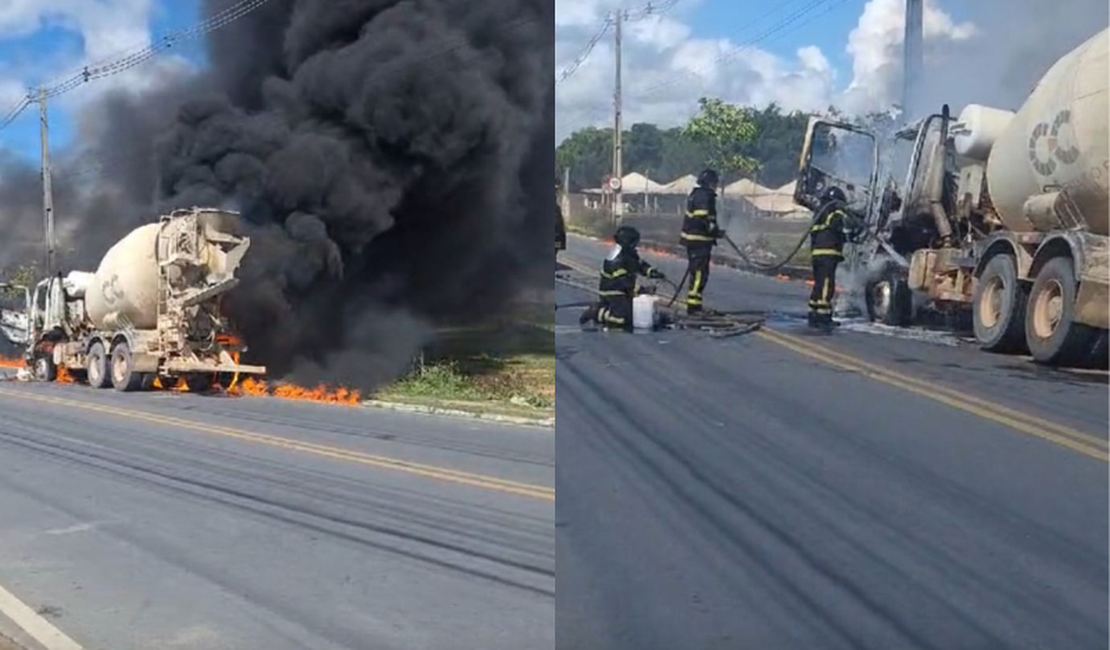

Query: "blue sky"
<box><xmin>0</xmin><ymin>0</ymin><xmax>206</xmax><ymax>163</ymax></box>
<box><xmin>553</xmin><ymin>0</ymin><xmax>983</xmax><ymax>141</ymax></box>
<box><xmin>683</xmin><ymin>0</ymin><xmax>867</xmax><ymax>76</ymax></box>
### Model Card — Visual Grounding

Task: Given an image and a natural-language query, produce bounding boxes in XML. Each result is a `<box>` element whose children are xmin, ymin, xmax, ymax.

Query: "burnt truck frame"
<box><xmin>0</xmin><ymin>209</ymin><xmax>267</xmax><ymax>391</ymax></box>
<box><xmin>793</xmin><ymin>109</ymin><xmax>1109</xmax><ymax>368</ymax></box>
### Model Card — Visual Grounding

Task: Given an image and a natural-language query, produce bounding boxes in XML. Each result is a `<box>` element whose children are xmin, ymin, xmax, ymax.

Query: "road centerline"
<box><xmin>558</xmin><ymin>248</ymin><xmax>1106</xmax><ymax>461</ymax></box>
<box><xmin>0</xmin><ymin>388</ymin><xmax>555</xmax><ymax>501</ymax></box>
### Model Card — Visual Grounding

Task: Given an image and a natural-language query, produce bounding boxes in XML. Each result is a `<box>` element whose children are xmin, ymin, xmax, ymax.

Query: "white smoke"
<box><xmin>841</xmin><ymin>0</ymin><xmax>1108</xmax><ymax>117</ymax></box>
<box><xmin>841</xmin><ymin>0</ymin><xmax>977</xmax><ymax>115</ymax></box>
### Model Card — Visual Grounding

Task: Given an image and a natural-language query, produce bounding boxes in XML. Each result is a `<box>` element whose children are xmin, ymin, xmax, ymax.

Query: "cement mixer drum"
<box><xmin>84</xmin><ymin>208</ymin><xmax>252</xmax><ymax>331</ymax></box>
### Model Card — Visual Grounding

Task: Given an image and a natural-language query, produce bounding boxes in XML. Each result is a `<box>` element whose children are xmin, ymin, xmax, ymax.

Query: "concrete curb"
<box><xmin>362</xmin><ymin>399</ymin><xmax>555</xmax><ymax>429</ymax></box>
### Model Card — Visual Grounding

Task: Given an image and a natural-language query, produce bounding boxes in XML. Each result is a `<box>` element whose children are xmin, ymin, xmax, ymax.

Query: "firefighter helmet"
<box><xmin>820</xmin><ymin>186</ymin><xmax>847</xmax><ymax>204</ymax></box>
<box><xmin>614</xmin><ymin>225</ymin><xmax>641</xmax><ymax>249</ymax></box>
<box><xmin>696</xmin><ymin>168</ymin><xmax>720</xmax><ymax>188</ymax></box>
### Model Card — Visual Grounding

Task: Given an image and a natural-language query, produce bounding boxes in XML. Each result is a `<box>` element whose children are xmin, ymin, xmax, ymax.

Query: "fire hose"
<box><xmin>663</xmin><ymin>230</ymin><xmax>808</xmax><ymax>309</ymax></box>
<box><xmin>665</xmin><ymin>198</ymin><xmax>856</xmax><ymax>306</ymax></box>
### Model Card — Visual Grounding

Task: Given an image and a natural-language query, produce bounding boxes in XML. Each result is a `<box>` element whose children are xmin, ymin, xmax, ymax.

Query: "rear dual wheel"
<box><xmin>110</xmin><ymin>341</ymin><xmax>144</xmax><ymax>392</ymax></box>
<box><xmin>1024</xmin><ymin>256</ymin><xmax>1099</xmax><ymax>368</ymax></box>
<box><xmin>974</xmin><ymin>253</ymin><xmax>1103</xmax><ymax>368</ymax></box>
<box><xmin>973</xmin><ymin>254</ymin><xmax>1028</xmax><ymax>354</ymax></box>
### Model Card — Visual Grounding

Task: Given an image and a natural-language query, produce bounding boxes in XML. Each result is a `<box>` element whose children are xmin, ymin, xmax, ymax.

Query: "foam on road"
<box><xmin>0</xmin><ymin>383</ymin><xmax>554</xmax><ymax>650</ymax></box>
<box><xmin>556</xmin><ymin>237</ymin><xmax>1108</xmax><ymax>650</ymax></box>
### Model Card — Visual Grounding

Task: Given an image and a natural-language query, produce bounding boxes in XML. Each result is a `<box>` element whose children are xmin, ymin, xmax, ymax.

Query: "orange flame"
<box><xmin>55</xmin><ymin>365</ymin><xmax>76</xmax><ymax>384</ymax></box>
<box><xmin>151</xmin><ymin>377</ymin><xmax>193</xmax><ymax>392</ymax></box>
<box><xmin>0</xmin><ymin>356</ymin><xmax>23</xmax><ymax>369</ymax></box>
<box><xmin>228</xmin><ymin>377</ymin><xmax>361</xmax><ymax>406</ymax></box>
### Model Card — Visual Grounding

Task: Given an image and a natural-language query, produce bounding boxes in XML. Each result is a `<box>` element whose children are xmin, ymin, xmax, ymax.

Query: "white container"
<box><xmin>952</xmin><ymin>104</ymin><xmax>1015</xmax><ymax>161</ymax></box>
<box><xmin>632</xmin><ymin>294</ymin><xmax>658</xmax><ymax>330</ymax></box>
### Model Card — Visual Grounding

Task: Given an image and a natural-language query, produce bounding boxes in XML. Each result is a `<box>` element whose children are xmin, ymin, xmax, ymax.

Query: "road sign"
<box><xmin>607</xmin><ymin>176</ymin><xmax>622</xmax><ymax>191</ymax></box>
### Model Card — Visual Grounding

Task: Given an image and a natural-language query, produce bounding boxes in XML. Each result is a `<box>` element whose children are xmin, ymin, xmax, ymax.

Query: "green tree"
<box><xmin>556</xmin><ymin>126</ymin><xmax>613</xmax><ymax>191</ymax></box>
<box><xmin>1</xmin><ymin>263</ymin><xmax>36</xmax><ymax>302</ymax></box>
<box><xmin>681</xmin><ymin>97</ymin><xmax>760</xmax><ymax>179</ymax></box>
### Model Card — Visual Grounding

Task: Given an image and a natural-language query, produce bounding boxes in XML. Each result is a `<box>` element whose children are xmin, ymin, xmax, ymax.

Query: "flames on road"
<box><xmin>157</xmin><ymin>375</ymin><xmax>362</xmax><ymax>406</ymax></box>
<box><xmin>0</xmin><ymin>356</ymin><xmax>361</xmax><ymax>406</ymax></box>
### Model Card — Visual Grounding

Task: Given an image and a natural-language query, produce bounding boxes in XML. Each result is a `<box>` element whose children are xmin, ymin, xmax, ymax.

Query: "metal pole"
<box><xmin>612</xmin><ymin>9</ymin><xmax>623</xmax><ymax>226</ymax></box>
<box><xmin>562</xmin><ymin>166</ymin><xmax>571</xmax><ymax>215</ymax></box>
<box><xmin>902</xmin><ymin>0</ymin><xmax>924</xmax><ymax>119</ymax></box>
<box><xmin>39</xmin><ymin>87</ymin><xmax>55</xmax><ymax>277</ymax></box>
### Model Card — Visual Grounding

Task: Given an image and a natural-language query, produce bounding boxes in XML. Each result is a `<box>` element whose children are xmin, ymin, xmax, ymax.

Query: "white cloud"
<box><xmin>555</xmin><ymin>0</ymin><xmax>976</xmax><ymax>142</ymax></box>
<box><xmin>0</xmin><ymin>0</ymin><xmax>196</xmax><ymax>141</ymax></box>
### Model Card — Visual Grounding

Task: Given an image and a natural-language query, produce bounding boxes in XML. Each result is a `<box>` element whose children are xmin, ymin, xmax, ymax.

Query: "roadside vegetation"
<box><xmin>374</xmin><ymin>300</ymin><xmax>555</xmax><ymax>420</ymax></box>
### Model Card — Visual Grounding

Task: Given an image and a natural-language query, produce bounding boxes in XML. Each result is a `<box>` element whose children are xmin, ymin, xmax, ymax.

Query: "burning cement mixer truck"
<box><xmin>0</xmin><ymin>207</ymin><xmax>266</xmax><ymax>391</ymax></box>
<box><xmin>792</xmin><ymin>27</ymin><xmax>1109</xmax><ymax>367</ymax></box>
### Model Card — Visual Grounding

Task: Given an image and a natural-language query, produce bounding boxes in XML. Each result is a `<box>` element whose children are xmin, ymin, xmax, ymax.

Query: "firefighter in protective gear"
<box><xmin>580</xmin><ymin>225</ymin><xmax>666</xmax><ymax>331</ymax></box>
<box><xmin>680</xmin><ymin>168</ymin><xmax>723</xmax><ymax>314</ymax></box>
<box><xmin>807</xmin><ymin>186</ymin><xmax>862</xmax><ymax>328</ymax></box>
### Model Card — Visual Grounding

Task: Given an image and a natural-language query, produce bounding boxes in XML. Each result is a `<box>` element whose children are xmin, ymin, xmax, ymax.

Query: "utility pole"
<box><xmin>902</xmin><ymin>0</ymin><xmax>924</xmax><ymax>120</ymax></box>
<box><xmin>611</xmin><ymin>8</ymin><xmax>623</xmax><ymax>226</ymax></box>
<box><xmin>38</xmin><ymin>87</ymin><xmax>55</xmax><ymax>277</ymax></box>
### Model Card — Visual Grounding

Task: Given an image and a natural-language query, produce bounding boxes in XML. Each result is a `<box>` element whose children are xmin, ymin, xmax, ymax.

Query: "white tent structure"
<box><xmin>659</xmin><ymin>174</ymin><xmax>697</xmax><ymax>195</ymax></box>
<box><xmin>619</xmin><ymin>172</ymin><xmax>667</xmax><ymax>194</ymax></box>
<box><xmin>722</xmin><ymin>178</ymin><xmax>773</xmax><ymax>197</ymax></box>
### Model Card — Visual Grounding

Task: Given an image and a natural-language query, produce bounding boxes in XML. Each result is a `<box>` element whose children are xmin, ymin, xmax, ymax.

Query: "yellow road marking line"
<box><xmin>561</xmin><ymin>252</ymin><xmax>1106</xmax><ymax>460</ymax></box>
<box><xmin>755</xmin><ymin>330</ymin><xmax>1107</xmax><ymax>462</ymax></box>
<box><xmin>0</xmin><ymin>389</ymin><xmax>555</xmax><ymax>501</ymax></box>
<box><xmin>758</xmin><ymin>329</ymin><xmax>1107</xmax><ymax>450</ymax></box>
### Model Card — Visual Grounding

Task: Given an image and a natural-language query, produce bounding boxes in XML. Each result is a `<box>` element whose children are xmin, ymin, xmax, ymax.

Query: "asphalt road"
<box><xmin>0</xmin><ymin>382</ymin><xmax>554</xmax><ymax>650</ymax></box>
<box><xmin>556</xmin><ymin>235</ymin><xmax>1108</xmax><ymax>650</ymax></box>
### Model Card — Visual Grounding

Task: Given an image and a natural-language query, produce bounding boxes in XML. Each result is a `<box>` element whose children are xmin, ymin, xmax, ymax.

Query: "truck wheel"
<box><xmin>33</xmin><ymin>356</ymin><xmax>57</xmax><ymax>382</ymax></box>
<box><xmin>865</xmin><ymin>263</ymin><xmax>913</xmax><ymax>327</ymax></box>
<box><xmin>110</xmin><ymin>342</ymin><xmax>144</xmax><ymax>392</ymax></box>
<box><xmin>184</xmin><ymin>374</ymin><xmax>213</xmax><ymax>393</ymax></box>
<box><xmin>1025</xmin><ymin>256</ymin><xmax>1098</xmax><ymax>367</ymax></box>
<box><xmin>972</xmin><ymin>254</ymin><xmax>1027</xmax><ymax>353</ymax></box>
<box><xmin>87</xmin><ymin>342</ymin><xmax>111</xmax><ymax>389</ymax></box>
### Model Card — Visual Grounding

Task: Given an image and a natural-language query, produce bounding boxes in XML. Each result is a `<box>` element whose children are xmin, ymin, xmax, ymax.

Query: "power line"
<box><xmin>559</xmin><ymin>17</ymin><xmax>614</xmax><ymax>83</ymax></box>
<box><xmin>557</xmin><ymin>0</ymin><xmax>682</xmax><ymax>84</ymax></box>
<box><xmin>0</xmin><ymin>0</ymin><xmax>279</xmax><ymax>132</ymax></box>
<box><xmin>40</xmin><ymin>0</ymin><xmax>278</xmax><ymax>101</ymax></box>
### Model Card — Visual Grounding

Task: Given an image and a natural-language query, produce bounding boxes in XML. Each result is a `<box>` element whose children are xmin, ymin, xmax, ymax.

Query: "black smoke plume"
<box><xmin>2</xmin><ymin>0</ymin><xmax>555</xmax><ymax>388</ymax></box>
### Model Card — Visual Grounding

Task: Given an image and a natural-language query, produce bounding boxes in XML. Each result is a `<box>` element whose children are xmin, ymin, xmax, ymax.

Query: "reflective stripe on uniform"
<box><xmin>686</xmin><ymin>209</ymin><xmax>710</xmax><ymax>217</ymax></box>
<box><xmin>810</xmin><ymin>209</ymin><xmax>845</xmax><ymax>231</ymax></box>
<box><xmin>599</xmin><ymin>308</ymin><xmax>625</xmax><ymax>325</ymax></box>
<box><xmin>600</xmin><ymin>268</ymin><xmax>629</xmax><ymax>279</ymax></box>
<box><xmin>681</xmin><ymin>233</ymin><xmax>715</xmax><ymax>242</ymax></box>
<box><xmin>811</xmin><ymin>248</ymin><xmax>843</xmax><ymax>257</ymax></box>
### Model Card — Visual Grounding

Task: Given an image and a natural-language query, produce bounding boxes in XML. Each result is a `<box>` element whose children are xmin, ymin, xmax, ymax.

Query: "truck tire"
<box><xmin>33</xmin><ymin>356</ymin><xmax>57</xmax><ymax>382</ymax></box>
<box><xmin>1024</xmin><ymin>256</ymin><xmax>1098</xmax><ymax>367</ymax></box>
<box><xmin>865</xmin><ymin>263</ymin><xmax>913</xmax><ymax>327</ymax></box>
<box><xmin>184</xmin><ymin>374</ymin><xmax>213</xmax><ymax>393</ymax></box>
<box><xmin>972</xmin><ymin>254</ymin><xmax>1027</xmax><ymax>353</ymax></box>
<box><xmin>87</xmin><ymin>342</ymin><xmax>111</xmax><ymax>389</ymax></box>
<box><xmin>110</xmin><ymin>342</ymin><xmax>144</xmax><ymax>392</ymax></box>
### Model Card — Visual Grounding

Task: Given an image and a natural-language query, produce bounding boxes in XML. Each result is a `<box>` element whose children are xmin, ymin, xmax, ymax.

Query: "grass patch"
<box><xmin>375</xmin><ymin>306</ymin><xmax>555</xmax><ymax>416</ymax></box>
